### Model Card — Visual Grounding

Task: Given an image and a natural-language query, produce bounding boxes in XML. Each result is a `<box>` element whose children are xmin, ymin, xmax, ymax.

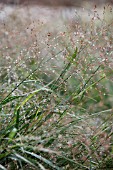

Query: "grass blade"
<box><xmin>24</xmin><ymin>150</ymin><xmax>61</xmax><ymax>170</ymax></box>
<box><xmin>0</xmin><ymin>164</ymin><xmax>7</xmax><ymax>170</ymax></box>
<box><xmin>13</xmin><ymin>153</ymin><xmax>37</xmax><ymax>168</ymax></box>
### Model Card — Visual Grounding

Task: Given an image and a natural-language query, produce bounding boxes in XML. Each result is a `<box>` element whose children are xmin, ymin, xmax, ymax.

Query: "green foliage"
<box><xmin>0</xmin><ymin>4</ymin><xmax>113</xmax><ymax>170</ymax></box>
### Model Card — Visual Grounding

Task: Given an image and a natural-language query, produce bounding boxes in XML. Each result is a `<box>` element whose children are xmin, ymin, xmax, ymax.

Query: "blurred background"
<box><xmin>0</xmin><ymin>0</ymin><xmax>113</xmax><ymax>6</ymax></box>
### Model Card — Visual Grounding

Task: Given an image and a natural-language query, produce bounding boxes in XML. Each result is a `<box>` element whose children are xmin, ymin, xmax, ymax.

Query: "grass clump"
<box><xmin>0</xmin><ymin>3</ymin><xmax>113</xmax><ymax>170</ymax></box>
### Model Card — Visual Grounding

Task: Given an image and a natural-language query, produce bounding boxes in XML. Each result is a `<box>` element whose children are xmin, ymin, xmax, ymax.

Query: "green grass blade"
<box><xmin>0</xmin><ymin>96</ymin><xmax>24</xmax><ymax>106</ymax></box>
<box><xmin>37</xmin><ymin>162</ymin><xmax>46</xmax><ymax>170</ymax></box>
<box><xmin>73</xmin><ymin>75</ymin><xmax>105</xmax><ymax>100</ymax></box>
<box><xmin>0</xmin><ymin>164</ymin><xmax>7</xmax><ymax>170</ymax></box>
<box><xmin>8</xmin><ymin>127</ymin><xmax>17</xmax><ymax>143</ymax></box>
<box><xmin>13</xmin><ymin>153</ymin><xmax>37</xmax><ymax>168</ymax></box>
<box><xmin>50</xmin><ymin>48</ymin><xmax>78</xmax><ymax>90</ymax></box>
<box><xmin>24</xmin><ymin>150</ymin><xmax>61</xmax><ymax>170</ymax></box>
